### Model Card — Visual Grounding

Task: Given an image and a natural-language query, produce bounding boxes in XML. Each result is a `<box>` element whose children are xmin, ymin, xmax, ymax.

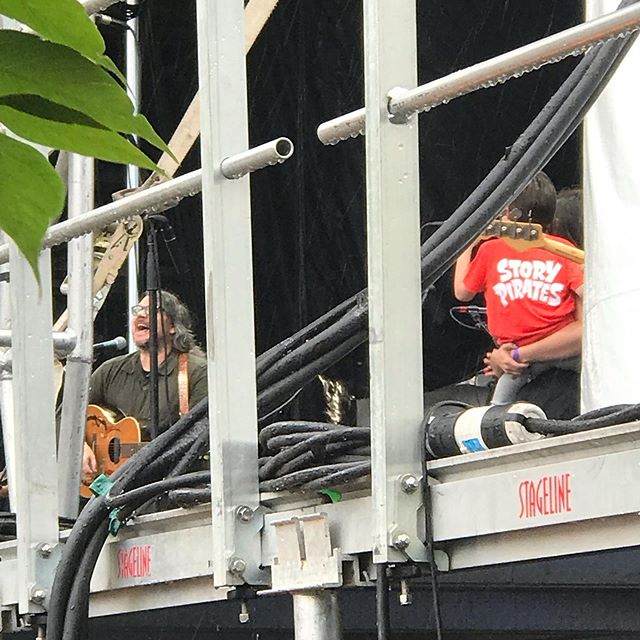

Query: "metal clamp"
<box><xmin>261</xmin><ymin>513</ymin><xmax>342</xmax><ymax>594</ymax></box>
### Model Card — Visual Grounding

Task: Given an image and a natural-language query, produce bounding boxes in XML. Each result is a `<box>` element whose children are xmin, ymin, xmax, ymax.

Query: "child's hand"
<box><xmin>485</xmin><ymin>343</ymin><xmax>529</xmax><ymax>376</ymax></box>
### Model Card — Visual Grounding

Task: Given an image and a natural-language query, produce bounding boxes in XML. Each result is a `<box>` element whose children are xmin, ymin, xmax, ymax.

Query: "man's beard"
<box><xmin>136</xmin><ymin>336</ymin><xmax>171</xmax><ymax>351</ymax></box>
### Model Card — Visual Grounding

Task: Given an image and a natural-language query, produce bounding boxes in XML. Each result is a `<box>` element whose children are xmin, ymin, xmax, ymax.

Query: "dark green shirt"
<box><xmin>88</xmin><ymin>350</ymin><xmax>208</xmax><ymax>438</ymax></box>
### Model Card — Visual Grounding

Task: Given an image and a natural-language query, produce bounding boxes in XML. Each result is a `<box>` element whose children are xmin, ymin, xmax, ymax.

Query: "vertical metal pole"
<box><xmin>196</xmin><ymin>0</ymin><xmax>262</xmax><ymax>586</ymax></box>
<box><xmin>376</xmin><ymin>566</ymin><xmax>390</xmax><ymax>640</ymax></box>
<box><xmin>57</xmin><ymin>154</ymin><xmax>94</xmax><ymax>518</ymax></box>
<box><xmin>364</xmin><ymin>1</ymin><xmax>426</xmax><ymax>563</ymax></box>
<box><xmin>0</xmin><ymin>15</ymin><xmax>60</xmax><ymax>607</ymax></box>
<box><xmin>0</xmin><ymin>233</ymin><xmax>15</xmax><ymax>511</ymax></box>
<box><xmin>292</xmin><ymin>591</ymin><xmax>343</xmax><ymax>640</ymax></box>
<box><xmin>126</xmin><ymin>0</ymin><xmax>141</xmax><ymax>350</ymax></box>
<box><xmin>9</xmin><ymin>246</ymin><xmax>59</xmax><ymax>613</ymax></box>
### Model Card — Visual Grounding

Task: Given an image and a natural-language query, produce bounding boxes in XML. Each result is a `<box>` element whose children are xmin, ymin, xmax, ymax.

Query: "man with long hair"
<box><xmin>82</xmin><ymin>289</ymin><xmax>207</xmax><ymax>484</ymax></box>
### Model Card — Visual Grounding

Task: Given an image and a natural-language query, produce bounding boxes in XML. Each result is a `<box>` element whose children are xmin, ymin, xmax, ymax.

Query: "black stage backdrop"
<box><xmin>72</xmin><ymin>0</ymin><xmax>582</xmax><ymax>417</ymax></box>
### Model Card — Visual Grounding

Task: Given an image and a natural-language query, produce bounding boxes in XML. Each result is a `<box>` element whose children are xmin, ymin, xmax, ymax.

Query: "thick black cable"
<box><xmin>165</xmin><ymin>419</ymin><xmax>210</xmax><ymax>477</ymax></box>
<box><xmin>109</xmin><ymin>398</ymin><xmax>208</xmax><ymax>489</ymax></box>
<box><xmin>55</xmin><ymin>456</ymin><xmax>204</xmax><ymax>640</ymax></box>
<box><xmin>164</xmin><ymin>461</ymin><xmax>372</xmax><ymax>501</ymax></box>
<box><xmin>257</xmin><ymin>300</ymin><xmax>368</xmax><ymax>388</ymax></box>
<box><xmin>272</xmin><ymin>440</ymin><xmax>370</xmax><ymax>478</ymax></box>
<box><xmin>113</xmin><ymin>418</ymin><xmax>207</xmax><ymax>494</ymax></box>
<box><xmin>47</xmin><ymin>496</ymin><xmax>109</xmax><ymax>640</ymax></box>
<box><xmin>257</xmin><ymin>330</ymin><xmax>366</xmax><ymax>417</ymax></box>
<box><xmin>256</xmin><ymin>293</ymin><xmax>362</xmax><ymax>377</ymax></box>
<box><xmin>525</xmin><ymin>403</ymin><xmax>640</xmax><ymax>435</ymax></box>
<box><xmin>265</xmin><ymin>429</ymin><xmax>355</xmax><ymax>450</ymax></box>
<box><xmin>167</xmin><ymin>487</ymin><xmax>213</xmax><ymax>507</ymax></box>
<box><xmin>61</xmin><ymin>522</ymin><xmax>109</xmax><ymax>640</ymax></box>
<box><xmin>259</xmin><ymin>461</ymin><xmax>371</xmax><ymax>492</ymax></box>
<box><xmin>573</xmin><ymin>404</ymin><xmax>632</xmax><ymax>421</ymax></box>
<box><xmin>259</xmin><ymin>420</ymin><xmax>345</xmax><ymax>449</ymax></box>
<box><xmin>106</xmin><ymin>471</ymin><xmax>211</xmax><ymax>508</ymax></box>
<box><xmin>259</xmin><ymin>428</ymin><xmax>370</xmax><ymax>480</ymax></box>
<box><xmin>298</xmin><ymin>461</ymin><xmax>371</xmax><ymax>490</ymax></box>
<box><xmin>62</xmin><ymin>468</ymin><xmax>210</xmax><ymax>640</ymax></box>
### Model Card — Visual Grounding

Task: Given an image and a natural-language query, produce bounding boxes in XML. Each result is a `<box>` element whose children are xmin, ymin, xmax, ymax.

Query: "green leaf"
<box><xmin>0</xmin><ymin>95</ymin><xmax>160</xmax><ymax>171</ymax></box>
<box><xmin>0</xmin><ymin>0</ymin><xmax>124</xmax><ymax>80</ymax></box>
<box><xmin>319</xmin><ymin>489</ymin><xmax>343</xmax><ymax>503</ymax></box>
<box><xmin>0</xmin><ymin>31</ymin><xmax>170</xmax><ymax>154</ymax></box>
<box><xmin>94</xmin><ymin>54</ymin><xmax>127</xmax><ymax>84</ymax></box>
<box><xmin>0</xmin><ymin>133</ymin><xmax>64</xmax><ymax>277</ymax></box>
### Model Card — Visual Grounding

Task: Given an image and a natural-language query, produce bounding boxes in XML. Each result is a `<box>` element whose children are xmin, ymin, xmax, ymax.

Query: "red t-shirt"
<box><xmin>463</xmin><ymin>235</ymin><xmax>583</xmax><ymax>346</ymax></box>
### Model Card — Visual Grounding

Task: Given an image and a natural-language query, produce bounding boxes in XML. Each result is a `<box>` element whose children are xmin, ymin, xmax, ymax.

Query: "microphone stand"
<box><xmin>145</xmin><ymin>218</ymin><xmax>161</xmax><ymax>439</ymax></box>
<box><xmin>145</xmin><ymin>213</ymin><xmax>187</xmax><ymax>439</ymax></box>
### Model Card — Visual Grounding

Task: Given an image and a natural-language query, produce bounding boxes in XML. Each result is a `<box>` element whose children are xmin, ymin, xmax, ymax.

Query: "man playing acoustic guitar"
<box><xmin>82</xmin><ymin>290</ymin><xmax>208</xmax><ymax>486</ymax></box>
<box><xmin>454</xmin><ymin>172</ymin><xmax>584</xmax><ymax>405</ymax></box>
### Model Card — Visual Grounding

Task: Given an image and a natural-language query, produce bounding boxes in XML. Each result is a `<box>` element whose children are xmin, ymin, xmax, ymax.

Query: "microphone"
<box><xmin>95</xmin><ymin>14</ymin><xmax>129</xmax><ymax>27</ymax></box>
<box><xmin>93</xmin><ymin>336</ymin><xmax>127</xmax><ymax>353</ymax></box>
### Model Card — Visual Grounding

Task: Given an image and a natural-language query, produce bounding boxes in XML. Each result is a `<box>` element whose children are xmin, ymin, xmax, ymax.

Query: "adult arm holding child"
<box><xmin>485</xmin><ymin>293</ymin><xmax>582</xmax><ymax>376</ymax></box>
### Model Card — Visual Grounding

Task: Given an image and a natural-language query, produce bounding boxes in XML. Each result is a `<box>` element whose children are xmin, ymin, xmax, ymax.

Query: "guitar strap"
<box><xmin>178</xmin><ymin>352</ymin><xmax>190</xmax><ymax>416</ymax></box>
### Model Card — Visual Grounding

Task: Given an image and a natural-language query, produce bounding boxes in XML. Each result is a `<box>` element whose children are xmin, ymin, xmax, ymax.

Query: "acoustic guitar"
<box><xmin>482</xmin><ymin>220</ymin><xmax>584</xmax><ymax>264</ymax></box>
<box><xmin>82</xmin><ymin>404</ymin><xmax>143</xmax><ymax>498</ymax></box>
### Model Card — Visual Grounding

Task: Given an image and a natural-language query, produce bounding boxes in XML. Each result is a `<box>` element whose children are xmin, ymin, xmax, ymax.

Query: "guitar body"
<box><xmin>81</xmin><ymin>405</ymin><xmax>142</xmax><ymax>498</ymax></box>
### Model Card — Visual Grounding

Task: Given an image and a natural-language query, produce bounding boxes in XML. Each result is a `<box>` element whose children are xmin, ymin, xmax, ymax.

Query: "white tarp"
<box><xmin>582</xmin><ymin>0</ymin><xmax>640</xmax><ymax>410</ymax></box>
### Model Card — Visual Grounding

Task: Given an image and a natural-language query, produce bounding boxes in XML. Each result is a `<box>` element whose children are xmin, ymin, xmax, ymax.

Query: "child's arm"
<box><xmin>453</xmin><ymin>245</ymin><xmax>476</xmax><ymax>301</ymax></box>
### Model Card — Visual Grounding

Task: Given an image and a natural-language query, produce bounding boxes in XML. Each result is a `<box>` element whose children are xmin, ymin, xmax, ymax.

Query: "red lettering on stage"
<box><xmin>517</xmin><ymin>472</ymin><xmax>572</xmax><ymax>518</ymax></box>
<box><xmin>117</xmin><ymin>544</ymin><xmax>152</xmax><ymax>578</ymax></box>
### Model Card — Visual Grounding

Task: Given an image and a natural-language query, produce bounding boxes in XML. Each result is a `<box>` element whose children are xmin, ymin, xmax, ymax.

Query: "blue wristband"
<box><xmin>512</xmin><ymin>347</ymin><xmax>520</xmax><ymax>362</ymax></box>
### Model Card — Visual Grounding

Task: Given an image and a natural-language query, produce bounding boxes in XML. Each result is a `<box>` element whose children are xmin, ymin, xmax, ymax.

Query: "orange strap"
<box><xmin>178</xmin><ymin>352</ymin><xmax>189</xmax><ymax>416</ymax></box>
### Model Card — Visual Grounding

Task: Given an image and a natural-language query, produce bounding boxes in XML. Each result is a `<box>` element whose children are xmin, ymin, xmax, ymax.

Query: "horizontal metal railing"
<box><xmin>317</xmin><ymin>3</ymin><xmax>640</xmax><ymax>145</ymax></box>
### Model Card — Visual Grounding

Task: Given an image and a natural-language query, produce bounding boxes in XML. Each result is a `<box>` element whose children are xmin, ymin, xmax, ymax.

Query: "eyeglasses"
<box><xmin>131</xmin><ymin>304</ymin><xmax>168</xmax><ymax>318</ymax></box>
<box><xmin>131</xmin><ymin>304</ymin><xmax>152</xmax><ymax>316</ymax></box>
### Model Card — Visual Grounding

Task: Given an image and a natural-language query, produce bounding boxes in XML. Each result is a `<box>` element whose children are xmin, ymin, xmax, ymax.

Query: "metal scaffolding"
<box><xmin>0</xmin><ymin>1</ymin><xmax>639</xmax><ymax>639</ymax></box>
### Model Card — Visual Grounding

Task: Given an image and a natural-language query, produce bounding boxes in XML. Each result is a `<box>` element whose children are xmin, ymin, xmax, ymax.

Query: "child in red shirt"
<box><xmin>454</xmin><ymin>172</ymin><xmax>583</xmax><ymax>405</ymax></box>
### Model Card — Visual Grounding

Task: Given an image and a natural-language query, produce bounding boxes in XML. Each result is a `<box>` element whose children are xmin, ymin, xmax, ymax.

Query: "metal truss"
<box><xmin>1</xmin><ymin>1</ymin><xmax>640</xmax><ymax>638</ymax></box>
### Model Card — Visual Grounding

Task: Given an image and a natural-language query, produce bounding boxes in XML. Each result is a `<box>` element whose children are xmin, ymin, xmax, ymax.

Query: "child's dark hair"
<box><xmin>551</xmin><ymin>187</ymin><xmax>583</xmax><ymax>248</ymax></box>
<box><xmin>508</xmin><ymin>171</ymin><xmax>557</xmax><ymax>231</ymax></box>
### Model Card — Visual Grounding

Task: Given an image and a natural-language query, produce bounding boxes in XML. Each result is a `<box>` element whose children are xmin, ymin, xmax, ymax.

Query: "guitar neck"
<box><xmin>542</xmin><ymin>237</ymin><xmax>584</xmax><ymax>264</ymax></box>
<box><xmin>120</xmin><ymin>443</ymin><xmax>146</xmax><ymax>457</ymax></box>
<box><xmin>482</xmin><ymin>220</ymin><xmax>584</xmax><ymax>265</ymax></box>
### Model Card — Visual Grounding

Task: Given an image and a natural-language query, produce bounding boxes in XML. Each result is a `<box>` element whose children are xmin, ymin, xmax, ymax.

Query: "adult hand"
<box><xmin>485</xmin><ymin>343</ymin><xmax>529</xmax><ymax>376</ymax></box>
<box><xmin>82</xmin><ymin>443</ymin><xmax>98</xmax><ymax>485</ymax></box>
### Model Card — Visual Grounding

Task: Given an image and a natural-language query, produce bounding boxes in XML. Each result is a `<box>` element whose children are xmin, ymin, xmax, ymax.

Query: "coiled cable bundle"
<box><xmin>258</xmin><ymin>421</ymin><xmax>371</xmax><ymax>492</ymax></box>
